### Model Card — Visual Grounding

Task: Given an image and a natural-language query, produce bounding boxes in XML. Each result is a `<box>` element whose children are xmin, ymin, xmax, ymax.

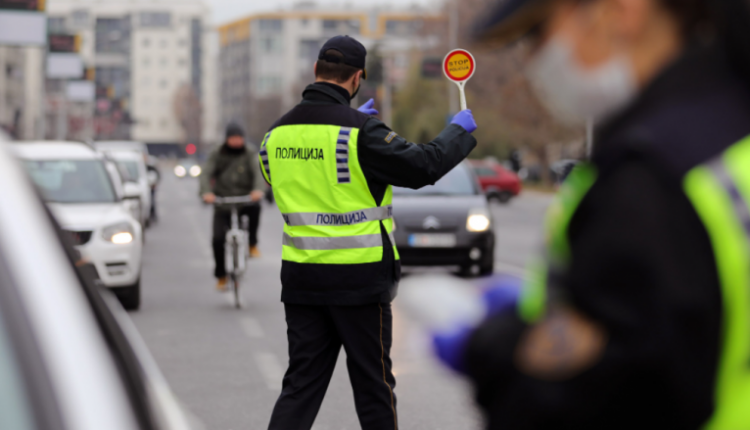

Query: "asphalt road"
<box><xmin>130</xmin><ymin>173</ymin><xmax>552</xmax><ymax>430</ymax></box>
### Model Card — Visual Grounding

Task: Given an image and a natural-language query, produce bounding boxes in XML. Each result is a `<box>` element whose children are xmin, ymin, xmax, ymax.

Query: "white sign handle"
<box><xmin>455</xmin><ymin>81</ymin><xmax>467</xmax><ymax>111</ymax></box>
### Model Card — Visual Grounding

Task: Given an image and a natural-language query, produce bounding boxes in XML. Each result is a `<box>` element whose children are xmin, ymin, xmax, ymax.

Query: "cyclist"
<box><xmin>200</xmin><ymin>123</ymin><xmax>265</xmax><ymax>291</ymax></box>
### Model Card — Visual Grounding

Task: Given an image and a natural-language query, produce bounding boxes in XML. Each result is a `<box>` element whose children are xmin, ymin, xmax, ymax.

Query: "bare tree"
<box><xmin>173</xmin><ymin>84</ymin><xmax>203</xmax><ymax>146</ymax></box>
<box><xmin>393</xmin><ymin>0</ymin><xmax>584</xmax><ymax>184</ymax></box>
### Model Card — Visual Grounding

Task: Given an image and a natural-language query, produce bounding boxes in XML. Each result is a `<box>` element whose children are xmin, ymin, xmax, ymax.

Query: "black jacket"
<box><xmin>267</xmin><ymin>83</ymin><xmax>477</xmax><ymax>305</ymax></box>
<box><xmin>464</xmin><ymin>46</ymin><xmax>750</xmax><ymax>429</ymax></box>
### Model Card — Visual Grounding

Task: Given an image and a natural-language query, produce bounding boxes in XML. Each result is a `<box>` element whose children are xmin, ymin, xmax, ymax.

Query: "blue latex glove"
<box><xmin>432</xmin><ymin>275</ymin><xmax>522</xmax><ymax>374</ymax></box>
<box><xmin>482</xmin><ymin>275</ymin><xmax>522</xmax><ymax>316</ymax></box>
<box><xmin>450</xmin><ymin>109</ymin><xmax>477</xmax><ymax>134</ymax></box>
<box><xmin>357</xmin><ymin>98</ymin><xmax>379</xmax><ymax>116</ymax></box>
<box><xmin>433</xmin><ymin>326</ymin><xmax>473</xmax><ymax>374</ymax></box>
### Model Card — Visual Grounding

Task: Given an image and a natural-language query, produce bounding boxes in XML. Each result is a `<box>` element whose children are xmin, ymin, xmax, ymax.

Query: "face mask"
<box><xmin>527</xmin><ymin>36</ymin><xmax>637</xmax><ymax>125</ymax></box>
<box><xmin>351</xmin><ymin>82</ymin><xmax>360</xmax><ymax>99</ymax></box>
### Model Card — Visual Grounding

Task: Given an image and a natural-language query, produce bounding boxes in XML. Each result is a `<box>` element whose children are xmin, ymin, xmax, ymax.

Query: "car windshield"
<box><xmin>24</xmin><ymin>159</ymin><xmax>117</xmax><ymax>204</ymax></box>
<box><xmin>118</xmin><ymin>160</ymin><xmax>140</xmax><ymax>181</ymax></box>
<box><xmin>473</xmin><ymin>166</ymin><xmax>497</xmax><ymax>177</ymax></box>
<box><xmin>394</xmin><ymin>165</ymin><xmax>476</xmax><ymax>196</ymax></box>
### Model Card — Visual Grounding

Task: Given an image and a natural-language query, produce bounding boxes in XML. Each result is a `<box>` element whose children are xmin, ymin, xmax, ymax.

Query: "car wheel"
<box><xmin>116</xmin><ymin>278</ymin><xmax>141</xmax><ymax>311</ymax></box>
<box><xmin>496</xmin><ymin>191</ymin><xmax>513</xmax><ymax>204</ymax></box>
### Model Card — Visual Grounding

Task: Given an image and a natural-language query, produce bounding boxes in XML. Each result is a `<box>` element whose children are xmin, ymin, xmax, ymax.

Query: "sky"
<box><xmin>205</xmin><ymin>0</ymin><xmax>443</xmax><ymax>25</ymax></box>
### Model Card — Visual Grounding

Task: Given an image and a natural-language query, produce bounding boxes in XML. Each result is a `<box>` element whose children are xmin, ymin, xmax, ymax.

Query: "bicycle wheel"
<box><xmin>232</xmin><ymin>239</ymin><xmax>241</xmax><ymax>309</ymax></box>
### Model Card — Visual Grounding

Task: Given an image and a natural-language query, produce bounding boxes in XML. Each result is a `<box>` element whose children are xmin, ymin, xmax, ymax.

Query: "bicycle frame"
<box><xmin>214</xmin><ymin>196</ymin><xmax>255</xmax><ymax>308</ymax></box>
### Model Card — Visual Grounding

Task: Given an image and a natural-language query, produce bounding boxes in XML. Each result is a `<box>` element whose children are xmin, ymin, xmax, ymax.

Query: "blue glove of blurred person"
<box><xmin>451</xmin><ymin>110</ymin><xmax>477</xmax><ymax>134</ymax></box>
<box><xmin>482</xmin><ymin>275</ymin><xmax>522</xmax><ymax>316</ymax></box>
<box><xmin>357</xmin><ymin>98</ymin><xmax>379</xmax><ymax>116</ymax></box>
<box><xmin>433</xmin><ymin>326</ymin><xmax>473</xmax><ymax>374</ymax></box>
<box><xmin>431</xmin><ymin>275</ymin><xmax>522</xmax><ymax>374</ymax></box>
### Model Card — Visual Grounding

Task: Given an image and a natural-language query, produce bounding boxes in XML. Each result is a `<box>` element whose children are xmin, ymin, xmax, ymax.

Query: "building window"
<box><xmin>70</xmin><ymin>9</ymin><xmax>89</xmax><ymax>29</ymax></box>
<box><xmin>178</xmin><ymin>39</ymin><xmax>187</xmax><ymax>47</ymax></box>
<box><xmin>258</xmin><ymin>19</ymin><xmax>282</xmax><ymax>32</ymax></box>
<box><xmin>48</xmin><ymin>16</ymin><xmax>67</xmax><ymax>34</ymax></box>
<box><xmin>299</xmin><ymin>39</ymin><xmax>321</xmax><ymax>63</ymax></box>
<box><xmin>260</xmin><ymin>36</ymin><xmax>283</xmax><ymax>54</ymax></box>
<box><xmin>385</xmin><ymin>19</ymin><xmax>422</xmax><ymax>36</ymax></box>
<box><xmin>95</xmin><ymin>17</ymin><xmax>131</xmax><ymax>54</ymax></box>
<box><xmin>139</xmin><ymin>12</ymin><xmax>172</xmax><ymax>28</ymax></box>
<box><xmin>178</xmin><ymin>58</ymin><xmax>187</xmax><ymax>67</ymax></box>
<box><xmin>257</xmin><ymin>76</ymin><xmax>282</xmax><ymax>94</ymax></box>
<box><xmin>323</xmin><ymin>19</ymin><xmax>360</xmax><ymax>35</ymax></box>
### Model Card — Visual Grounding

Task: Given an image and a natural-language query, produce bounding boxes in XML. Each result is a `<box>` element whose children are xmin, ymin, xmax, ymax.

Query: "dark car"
<box><xmin>469</xmin><ymin>159</ymin><xmax>522</xmax><ymax>203</ymax></box>
<box><xmin>393</xmin><ymin>162</ymin><xmax>495</xmax><ymax>276</ymax></box>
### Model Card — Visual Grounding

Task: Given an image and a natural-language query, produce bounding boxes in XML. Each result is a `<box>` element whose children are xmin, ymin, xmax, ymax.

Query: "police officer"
<box><xmin>260</xmin><ymin>35</ymin><xmax>478</xmax><ymax>429</ymax></box>
<box><xmin>430</xmin><ymin>0</ymin><xmax>750</xmax><ymax>429</ymax></box>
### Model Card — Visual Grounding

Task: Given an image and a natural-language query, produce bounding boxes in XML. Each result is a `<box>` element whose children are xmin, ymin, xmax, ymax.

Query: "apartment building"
<box><xmin>218</xmin><ymin>6</ymin><xmax>444</xmax><ymax>142</ymax></box>
<box><xmin>47</xmin><ymin>0</ymin><xmax>219</xmax><ymax>153</ymax></box>
<box><xmin>0</xmin><ymin>46</ymin><xmax>44</xmax><ymax>140</ymax></box>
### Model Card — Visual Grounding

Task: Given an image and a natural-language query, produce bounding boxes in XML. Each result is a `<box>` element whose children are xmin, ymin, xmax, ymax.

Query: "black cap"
<box><xmin>474</xmin><ymin>0</ymin><xmax>555</xmax><ymax>45</ymax></box>
<box><xmin>225</xmin><ymin>122</ymin><xmax>244</xmax><ymax>139</ymax></box>
<box><xmin>318</xmin><ymin>35</ymin><xmax>368</xmax><ymax>79</ymax></box>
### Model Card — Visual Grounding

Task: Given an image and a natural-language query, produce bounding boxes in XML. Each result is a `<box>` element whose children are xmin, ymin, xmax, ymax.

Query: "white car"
<box><xmin>95</xmin><ymin>140</ymin><xmax>150</xmax><ymax>158</ymax></box>
<box><xmin>104</xmin><ymin>149</ymin><xmax>152</xmax><ymax>228</ymax></box>
<box><xmin>0</xmin><ymin>138</ymin><xmax>193</xmax><ymax>430</ymax></box>
<box><xmin>12</xmin><ymin>141</ymin><xmax>144</xmax><ymax>310</ymax></box>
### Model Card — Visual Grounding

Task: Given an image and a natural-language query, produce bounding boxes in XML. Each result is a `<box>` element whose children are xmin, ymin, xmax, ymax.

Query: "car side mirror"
<box><xmin>123</xmin><ymin>181</ymin><xmax>141</xmax><ymax>199</ymax></box>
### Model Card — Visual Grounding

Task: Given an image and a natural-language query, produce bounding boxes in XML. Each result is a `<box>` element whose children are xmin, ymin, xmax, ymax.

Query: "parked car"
<box><xmin>103</xmin><ymin>149</ymin><xmax>153</xmax><ymax>228</ymax></box>
<box><xmin>392</xmin><ymin>162</ymin><xmax>495</xmax><ymax>277</ymax></box>
<box><xmin>12</xmin><ymin>141</ymin><xmax>144</xmax><ymax>310</ymax></box>
<box><xmin>0</xmin><ymin>138</ymin><xmax>193</xmax><ymax>430</ymax></box>
<box><xmin>174</xmin><ymin>159</ymin><xmax>201</xmax><ymax>178</ymax></box>
<box><xmin>469</xmin><ymin>159</ymin><xmax>522</xmax><ymax>204</ymax></box>
<box><xmin>95</xmin><ymin>140</ymin><xmax>150</xmax><ymax>158</ymax></box>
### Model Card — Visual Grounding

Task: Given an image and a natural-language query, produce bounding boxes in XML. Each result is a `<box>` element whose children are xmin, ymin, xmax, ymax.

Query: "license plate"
<box><xmin>408</xmin><ymin>234</ymin><xmax>457</xmax><ymax>248</ymax></box>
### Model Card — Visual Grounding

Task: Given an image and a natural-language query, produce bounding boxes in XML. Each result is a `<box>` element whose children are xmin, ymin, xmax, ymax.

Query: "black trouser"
<box><xmin>268</xmin><ymin>303</ymin><xmax>398</xmax><ymax>430</ymax></box>
<box><xmin>211</xmin><ymin>204</ymin><xmax>261</xmax><ymax>278</ymax></box>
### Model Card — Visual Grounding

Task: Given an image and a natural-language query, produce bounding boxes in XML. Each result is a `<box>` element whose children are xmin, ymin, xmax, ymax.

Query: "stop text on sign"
<box><xmin>443</xmin><ymin>49</ymin><xmax>475</xmax><ymax>82</ymax></box>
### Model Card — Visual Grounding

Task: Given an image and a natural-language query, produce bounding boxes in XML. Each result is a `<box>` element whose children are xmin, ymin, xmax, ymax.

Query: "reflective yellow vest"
<box><xmin>259</xmin><ymin>124</ymin><xmax>399</xmax><ymax>266</ymax></box>
<box><xmin>520</xmin><ymin>136</ymin><xmax>750</xmax><ymax>428</ymax></box>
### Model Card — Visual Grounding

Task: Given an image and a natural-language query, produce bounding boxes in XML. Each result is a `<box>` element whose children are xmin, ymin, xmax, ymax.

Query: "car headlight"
<box><xmin>102</xmin><ymin>222</ymin><xmax>135</xmax><ymax>244</ymax></box>
<box><xmin>174</xmin><ymin>165</ymin><xmax>187</xmax><ymax>177</ymax></box>
<box><xmin>189</xmin><ymin>165</ymin><xmax>202</xmax><ymax>177</ymax></box>
<box><xmin>467</xmin><ymin>208</ymin><xmax>491</xmax><ymax>232</ymax></box>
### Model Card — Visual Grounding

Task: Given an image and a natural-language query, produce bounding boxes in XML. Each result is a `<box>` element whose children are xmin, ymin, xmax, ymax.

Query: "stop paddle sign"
<box><xmin>443</xmin><ymin>49</ymin><xmax>476</xmax><ymax>111</ymax></box>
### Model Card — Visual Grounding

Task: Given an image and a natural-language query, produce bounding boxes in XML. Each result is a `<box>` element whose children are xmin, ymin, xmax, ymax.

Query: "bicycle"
<box><xmin>213</xmin><ymin>196</ymin><xmax>255</xmax><ymax>309</ymax></box>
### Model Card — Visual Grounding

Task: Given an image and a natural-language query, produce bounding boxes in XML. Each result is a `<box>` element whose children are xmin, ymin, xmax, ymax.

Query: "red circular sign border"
<box><xmin>443</xmin><ymin>49</ymin><xmax>475</xmax><ymax>82</ymax></box>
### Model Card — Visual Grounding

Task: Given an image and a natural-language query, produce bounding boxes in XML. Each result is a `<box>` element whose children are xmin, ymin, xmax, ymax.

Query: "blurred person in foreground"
<box><xmin>200</xmin><ymin>123</ymin><xmax>265</xmax><ymax>291</ymax></box>
<box><xmin>260</xmin><ymin>35</ymin><xmax>477</xmax><ymax>430</ymax></box>
<box><xmin>428</xmin><ymin>0</ymin><xmax>750</xmax><ymax>428</ymax></box>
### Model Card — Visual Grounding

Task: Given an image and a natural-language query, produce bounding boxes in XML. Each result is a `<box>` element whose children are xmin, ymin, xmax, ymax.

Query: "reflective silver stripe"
<box><xmin>338</xmin><ymin>172</ymin><xmax>350</xmax><ymax>180</ymax></box>
<box><xmin>337</xmin><ymin>144</ymin><xmax>348</xmax><ymax>150</ymax></box>
<box><xmin>260</xmin><ymin>153</ymin><xmax>268</xmax><ymax>162</ymax></box>
<box><xmin>283</xmin><ymin>206</ymin><xmax>393</xmax><ymax>226</ymax></box>
<box><xmin>707</xmin><ymin>158</ymin><xmax>750</xmax><ymax>239</ymax></box>
<box><xmin>336</xmin><ymin>163</ymin><xmax>348</xmax><ymax>169</ymax></box>
<box><xmin>283</xmin><ymin>233</ymin><xmax>383</xmax><ymax>250</ymax></box>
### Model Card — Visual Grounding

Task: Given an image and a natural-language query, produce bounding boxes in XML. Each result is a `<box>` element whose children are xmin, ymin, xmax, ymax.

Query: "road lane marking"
<box><xmin>185</xmin><ymin>212</ymin><xmax>213</xmax><ymax>259</ymax></box>
<box><xmin>254</xmin><ymin>352</ymin><xmax>285</xmax><ymax>391</ymax></box>
<box><xmin>239</xmin><ymin>317</ymin><xmax>265</xmax><ymax>338</ymax></box>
